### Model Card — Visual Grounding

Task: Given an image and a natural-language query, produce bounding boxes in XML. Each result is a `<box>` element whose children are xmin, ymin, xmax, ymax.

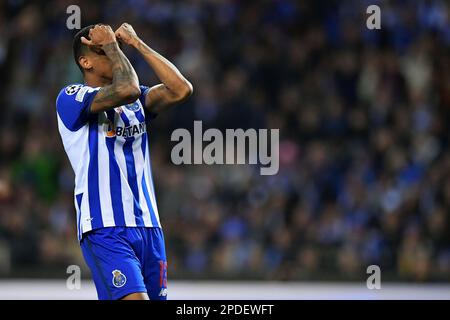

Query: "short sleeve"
<box><xmin>56</xmin><ymin>84</ymin><xmax>100</xmax><ymax>131</ymax></box>
<box><xmin>139</xmin><ymin>85</ymin><xmax>158</xmax><ymax>120</ymax></box>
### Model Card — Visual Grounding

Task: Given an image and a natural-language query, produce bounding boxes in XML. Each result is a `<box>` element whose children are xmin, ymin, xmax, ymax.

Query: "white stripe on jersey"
<box><xmin>97</xmin><ymin>126</ymin><xmax>115</xmax><ymax>227</ymax></box>
<box><xmin>80</xmin><ymin>174</ymin><xmax>93</xmax><ymax>233</ymax></box>
<box><xmin>145</xmin><ymin>145</ymin><xmax>161</xmax><ymax>227</ymax></box>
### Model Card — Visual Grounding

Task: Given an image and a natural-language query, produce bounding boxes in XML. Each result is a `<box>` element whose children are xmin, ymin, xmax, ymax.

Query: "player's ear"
<box><xmin>79</xmin><ymin>56</ymin><xmax>93</xmax><ymax>72</ymax></box>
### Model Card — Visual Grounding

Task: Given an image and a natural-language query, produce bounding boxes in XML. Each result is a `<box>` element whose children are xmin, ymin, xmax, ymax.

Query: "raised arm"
<box><xmin>115</xmin><ymin>23</ymin><xmax>193</xmax><ymax>114</ymax></box>
<box><xmin>81</xmin><ymin>24</ymin><xmax>141</xmax><ymax>113</ymax></box>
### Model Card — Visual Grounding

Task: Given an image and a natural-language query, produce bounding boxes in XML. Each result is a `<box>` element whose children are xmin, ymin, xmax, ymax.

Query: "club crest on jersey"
<box><xmin>65</xmin><ymin>84</ymin><xmax>82</xmax><ymax>95</ymax></box>
<box><xmin>125</xmin><ymin>102</ymin><xmax>140</xmax><ymax>112</ymax></box>
<box><xmin>112</xmin><ymin>270</ymin><xmax>126</xmax><ymax>288</ymax></box>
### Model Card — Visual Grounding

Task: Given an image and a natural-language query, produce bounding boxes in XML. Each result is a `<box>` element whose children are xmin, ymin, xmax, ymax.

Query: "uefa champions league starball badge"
<box><xmin>65</xmin><ymin>84</ymin><xmax>82</xmax><ymax>95</ymax></box>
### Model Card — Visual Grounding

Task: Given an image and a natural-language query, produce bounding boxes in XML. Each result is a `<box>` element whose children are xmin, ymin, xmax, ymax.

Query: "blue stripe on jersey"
<box><xmin>88</xmin><ymin>116</ymin><xmax>103</xmax><ymax>229</ymax></box>
<box><xmin>119</xmin><ymin>111</ymin><xmax>145</xmax><ymax>226</ymax></box>
<box><xmin>134</xmin><ymin>108</ymin><xmax>159</xmax><ymax>227</ymax></box>
<box><xmin>105</xmin><ymin>111</ymin><xmax>126</xmax><ymax>226</ymax></box>
<box><xmin>142</xmin><ymin>174</ymin><xmax>158</xmax><ymax>227</ymax></box>
<box><xmin>134</xmin><ymin>108</ymin><xmax>145</xmax><ymax>123</ymax></box>
<box><xmin>140</xmin><ymin>132</ymin><xmax>159</xmax><ymax>227</ymax></box>
<box><xmin>76</xmin><ymin>193</ymin><xmax>83</xmax><ymax>240</ymax></box>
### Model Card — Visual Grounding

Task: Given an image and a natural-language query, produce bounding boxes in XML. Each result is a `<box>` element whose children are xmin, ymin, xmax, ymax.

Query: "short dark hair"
<box><xmin>73</xmin><ymin>25</ymin><xmax>95</xmax><ymax>72</ymax></box>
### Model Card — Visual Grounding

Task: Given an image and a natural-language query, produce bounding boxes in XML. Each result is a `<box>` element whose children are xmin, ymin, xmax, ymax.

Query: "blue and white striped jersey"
<box><xmin>56</xmin><ymin>83</ymin><xmax>161</xmax><ymax>241</ymax></box>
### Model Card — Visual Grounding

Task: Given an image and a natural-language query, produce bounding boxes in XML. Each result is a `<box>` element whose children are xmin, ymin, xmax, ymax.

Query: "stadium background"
<box><xmin>0</xmin><ymin>0</ymin><xmax>449</xmax><ymax>298</ymax></box>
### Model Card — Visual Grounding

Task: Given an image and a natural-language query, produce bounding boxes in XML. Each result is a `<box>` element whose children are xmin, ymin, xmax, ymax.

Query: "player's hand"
<box><xmin>115</xmin><ymin>23</ymin><xmax>140</xmax><ymax>47</ymax></box>
<box><xmin>81</xmin><ymin>24</ymin><xmax>116</xmax><ymax>47</ymax></box>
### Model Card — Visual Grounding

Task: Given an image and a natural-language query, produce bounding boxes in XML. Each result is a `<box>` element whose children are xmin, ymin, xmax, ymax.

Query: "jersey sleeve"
<box><xmin>139</xmin><ymin>85</ymin><xmax>158</xmax><ymax>120</ymax></box>
<box><xmin>56</xmin><ymin>84</ymin><xmax>100</xmax><ymax>131</ymax></box>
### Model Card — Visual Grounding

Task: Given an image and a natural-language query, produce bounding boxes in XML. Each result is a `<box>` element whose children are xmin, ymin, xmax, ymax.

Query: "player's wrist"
<box><xmin>100</xmin><ymin>34</ymin><xmax>118</xmax><ymax>47</ymax></box>
<box><xmin>131</xmin><ymin>36</ymin><xmax>144</xmax><ymax>49</ymax></box>
<box><xmin>102</xmin><ymin>41</ymin><xmax>120</xmax><ymax>53</ymax></box>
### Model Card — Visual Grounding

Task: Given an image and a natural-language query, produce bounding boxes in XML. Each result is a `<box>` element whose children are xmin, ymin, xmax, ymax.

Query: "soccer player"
<box><xmin>56</xmin><ymin>24</ymin><xmax>192</xmax><ymax>300</ymax></box>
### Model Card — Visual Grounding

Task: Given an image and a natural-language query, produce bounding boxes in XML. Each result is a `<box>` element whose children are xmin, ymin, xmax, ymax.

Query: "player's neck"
<box><xmin>83</xmin><ymin>74</ymin><xmax>112</xmax><ymax>88</ymax></box>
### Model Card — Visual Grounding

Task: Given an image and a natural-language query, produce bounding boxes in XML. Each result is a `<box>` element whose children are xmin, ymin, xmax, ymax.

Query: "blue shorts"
<box><xmin>80</xmin><ymin>226</ymin><xmax>168</xmax><ymax>300</ymax></box>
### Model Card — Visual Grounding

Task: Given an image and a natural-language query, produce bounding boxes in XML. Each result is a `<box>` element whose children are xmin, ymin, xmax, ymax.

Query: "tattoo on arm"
<box><xmin>91</xmin><ymin>42</ymin><xmax>140</xmax><ymax>111</ymax></box>
<box><xmin>103</xmin><ymin>42</ymin><xmax>139</xmax><ymax>89</ymax></box>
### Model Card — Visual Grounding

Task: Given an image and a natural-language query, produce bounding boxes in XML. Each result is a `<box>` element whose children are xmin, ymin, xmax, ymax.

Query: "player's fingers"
<box><xmin>94</xmin><ymin>25</ymin><xmax>103</xmax><ymax>34</ymax></box>
<box><xmin>92</xmin><ymin>25</ymin><xmax>104</xmax><ymax>34</ymax></box>
<box><xmin>80</xmin><ymin>36</ymin><xmax>93</xmax><ymax>45</ymax></box>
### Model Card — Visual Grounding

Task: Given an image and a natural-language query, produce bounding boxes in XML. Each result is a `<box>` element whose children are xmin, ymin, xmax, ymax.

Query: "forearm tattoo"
<box><xmin>94</xmin><ymin>42</ymin><xmax>139</xmax><ymax>106</ymax></box>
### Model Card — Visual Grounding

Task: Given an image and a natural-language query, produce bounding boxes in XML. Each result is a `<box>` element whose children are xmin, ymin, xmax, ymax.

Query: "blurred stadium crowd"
<box><xmin>0</xmin><ymin>0</ymin><xmax>449</xmax><ymax>282</ymax></box>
